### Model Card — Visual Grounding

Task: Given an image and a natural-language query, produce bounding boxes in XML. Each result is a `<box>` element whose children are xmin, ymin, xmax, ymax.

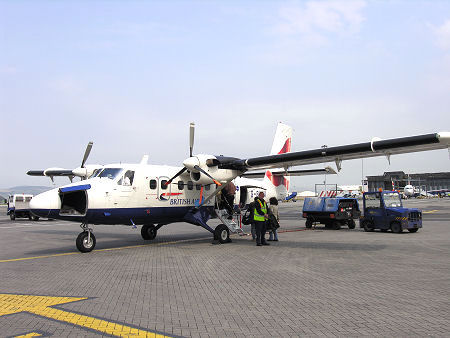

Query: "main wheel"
<box><xmin>408</xmin><ymin>228</ymin><xmax>418</xmax><ymax>233</ymax></box>
<box><xmin>333</xmin><ymin>221</ymin><xmax>341</xmax><ymax>230</ymax></box>
<box><xmin>362</xmin><ymin>220</ymin><xmax>374</xmax><ymax>232</ymax></box>
<box><xmin>141</xmin><ymin>224</ymin><xmax>157</xmax><ymax>240</ymax></box>
<box><xmin>391</xmin><ymin>221</ymin><xmax>402</xmax><ymax>233</ymax></box>
<box><xmin>10</xmin><ymin>212</ymin><xmax>15</xmax><ymax>221</ymax></box>
<box><xmin>305</xmin><ymin>219</ymin><xmax>313</xmax><ymax>228</ymax></box>
<box><xmin>76</xmin><ymin>231</ymin><xmax>96</xmax><ymax>253</ymax></box>
<box><xmin>347</xmin><ymin>219</ymin><xmax>356</xmax><ymax>229</ymax></box>
<box><xmin>214</xmin><ymin>224</ymin><xmax>230</xmax><ymax>243</ymax></box>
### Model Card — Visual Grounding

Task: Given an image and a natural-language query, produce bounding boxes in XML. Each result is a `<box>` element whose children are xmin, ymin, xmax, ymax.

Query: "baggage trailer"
<box><xmin>360</xmin><ymin>191</ymin><xmax>422</xmax><ymax>233</ymax></box>
<box><xmin>302</xmin><ymin>197</ymin><xmax>360</xmax><ymax>230</ymax></box>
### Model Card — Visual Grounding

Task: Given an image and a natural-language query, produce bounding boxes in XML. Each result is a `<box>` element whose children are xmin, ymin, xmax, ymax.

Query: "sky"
<box><xmin>1</xmin><ymin>0</ymin><xmax>449</xmax><ymax>191</ymax></box>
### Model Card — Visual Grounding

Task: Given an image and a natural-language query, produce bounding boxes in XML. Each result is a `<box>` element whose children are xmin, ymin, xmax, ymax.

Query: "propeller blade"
<box><xmin>189</xmin><ymin>122</ymin><xmax>195</xmax><ymax>157</ymax></box>
<box><xmin>165</xmin><ymin>167</ymin><xmax>187</xmax><ymax>186</ymax></box>
<box><xmin>81</xmin><ymin>141</ymin><xmax>93</xmax><ymax>168</ymax></box>
<box><xmin>193</xmin><ymin>165</ymin><xmax>222</xmax><ymax>186</ymax></box>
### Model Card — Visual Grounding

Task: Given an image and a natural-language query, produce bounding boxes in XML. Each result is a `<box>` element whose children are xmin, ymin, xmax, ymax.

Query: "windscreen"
<box><xmin>383</xmin><ymin>192</ymin><xmax>402</xmax><ymax>208</ymax></box>
<box><xmin>98</xmin><ymin>168</ymin><xmax>123</xmax><ymax>180</ymax></box>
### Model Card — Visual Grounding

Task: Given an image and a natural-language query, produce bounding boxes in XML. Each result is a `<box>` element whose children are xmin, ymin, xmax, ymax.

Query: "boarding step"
<box><xmin>215</xmin><ymin>209</ymin><xmax>245</xmax><ymax>235</ymax></box>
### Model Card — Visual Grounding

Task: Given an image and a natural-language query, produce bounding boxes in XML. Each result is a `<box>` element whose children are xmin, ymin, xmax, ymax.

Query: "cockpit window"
<box><xmin>89</xmin><ymin>168</ymin><xmax>102</xmax><ymax>178</ymax></box>
<box><xmin>98</xmin><ymin>168</ymin><xmax>123</xmax><ymax>180</ymax></box>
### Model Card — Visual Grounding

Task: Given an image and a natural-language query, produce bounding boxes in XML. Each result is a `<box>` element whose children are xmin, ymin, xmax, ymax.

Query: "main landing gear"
<box><xmin>214</xmin><ymin>224</ymin><xmax>231</xmax><ymax>244</ymax></box>
<box><xmin>76</xmin><ymin>223</ymin><xmax>96</xmax><ymax>253</ymax></box>
<box><xmin>141</xmin><ymin>224</ymin><xmax>164</xmax><ymax>241</ymax></box>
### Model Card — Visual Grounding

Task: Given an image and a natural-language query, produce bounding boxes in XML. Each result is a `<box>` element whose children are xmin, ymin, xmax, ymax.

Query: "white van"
<box><xmin>7</xmin><ymin>194</ymin><xmax>39</xmax><ymax>221</ymax></box>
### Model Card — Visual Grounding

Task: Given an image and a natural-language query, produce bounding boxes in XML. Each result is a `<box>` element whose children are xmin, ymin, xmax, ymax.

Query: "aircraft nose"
<box><xmin>30</xmin><ymin>189</ymin><xmax>61</xmax><ymax>217</ymax></box>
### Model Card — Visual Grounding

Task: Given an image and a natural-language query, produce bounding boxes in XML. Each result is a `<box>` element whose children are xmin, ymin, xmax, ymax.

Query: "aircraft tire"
<box><xmin>347</xmin><ymin>220</ymin><xmax>356</xmax><ymax>229</ymax></box>
<box><xmin>141</xmin><ymin>224</ymin><xmax>157</xmax><ymax>240</ymax></box>
<box><xmin>408</xmin><ymin>228</ymin><xmax>419</xmax><ymax>233</ymax></box>
<box><xmin>390</xmin><ymin>221</ymin><xmax>402</xmax><ymax>234</ymax></box>
<box><xmin>10</xmin><ymin>212</ymin><xmax>15</xmax><ymax>221</ymax></box>
<box><xmin>305</xmin><ymin>219</ymin><xmax>313</xmax><ymax>228</ymax></box>
<box><xmin>362</xmin><ymin>220</ymin><xmax>374</xmax><ymax>232</ymax></box>
<box><xmin>76</xmin><ymin>231</ymin><xmax>96</xmax><ymax>253</ymax></box>
<box><xmin>214</xmin><ymin>224</ymin><xmax>230</xmax><ymax>244</ymax></box>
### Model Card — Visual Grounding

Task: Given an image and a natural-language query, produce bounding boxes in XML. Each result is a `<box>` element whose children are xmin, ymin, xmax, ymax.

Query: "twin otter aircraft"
<box><xmin>28</xmin><ymin>123</ymin><xmax>449</xmax><ymax>252</ymax></box>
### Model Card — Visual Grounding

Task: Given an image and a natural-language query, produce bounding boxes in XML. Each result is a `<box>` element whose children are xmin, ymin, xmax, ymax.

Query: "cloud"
<box><xmin>273</xmin><ymin>0</ymin><xmax>367</xmax><ymax>44</ymax></box>
<box><xmin>431</xmin><ymin>19</ymin><xmax>450</xmax><ymax>50</ymax></box>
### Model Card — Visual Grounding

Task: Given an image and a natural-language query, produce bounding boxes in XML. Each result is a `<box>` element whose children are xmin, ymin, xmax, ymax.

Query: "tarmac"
<box><xmin>0</xmin><ymin>198</ymin><xmax>449</xmax><ymax>337</ymax></box>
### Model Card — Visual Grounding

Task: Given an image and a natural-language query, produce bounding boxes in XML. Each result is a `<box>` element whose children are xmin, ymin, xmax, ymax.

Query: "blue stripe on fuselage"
<box><xmin>31</xmin><ymin>206</ymin><xmax>216</xmax><ymax>225</ymax></box>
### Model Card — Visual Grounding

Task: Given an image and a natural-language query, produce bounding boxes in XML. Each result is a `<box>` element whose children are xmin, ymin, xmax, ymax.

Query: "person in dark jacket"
<box><xmin>253</xmin><ymin>191</ymin><xmax>270</xmax><ymax>246</ymax></box>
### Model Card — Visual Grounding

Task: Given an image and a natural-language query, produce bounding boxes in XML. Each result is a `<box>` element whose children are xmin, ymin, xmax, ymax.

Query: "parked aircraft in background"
<box><xmin>233</xmin><ymin>123</ymin><xmax>336</xmax><ymax>206</ymax></box>
<box><xmin>28</xmin><ymin>123</ymin><xmax>450</xmax><ymax>253</ymax></box>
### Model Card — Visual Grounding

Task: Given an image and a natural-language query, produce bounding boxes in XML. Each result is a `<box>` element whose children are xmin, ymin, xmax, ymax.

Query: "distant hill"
<box><xmin>0</xmin><ymin>186</ymin><xmax>52</xmax><ymax>196</ymax></box>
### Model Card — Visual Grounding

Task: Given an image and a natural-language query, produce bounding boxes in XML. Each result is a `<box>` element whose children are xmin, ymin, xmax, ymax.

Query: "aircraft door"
<box><xmin>239</xmin><ymin>186</ymin><xmax>248</xmax><ymax>208</ymax></box>
<box><xmin>158</xmin><ymin>176</ymin><xmax>171</xmax><ymax>201</ymax></box>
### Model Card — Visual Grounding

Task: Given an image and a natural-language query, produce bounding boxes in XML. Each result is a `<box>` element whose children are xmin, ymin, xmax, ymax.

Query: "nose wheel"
<box><xmin>76</xmin><ymin>224</ymin><xmax>96</xmax><ymax>252</ymax></box>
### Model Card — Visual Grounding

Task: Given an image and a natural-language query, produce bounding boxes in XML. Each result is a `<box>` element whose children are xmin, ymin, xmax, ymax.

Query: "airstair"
<box><xmin>214</xmin><ymin>209</ymin><xmax>246</xmax><ymax>236</ymax></box>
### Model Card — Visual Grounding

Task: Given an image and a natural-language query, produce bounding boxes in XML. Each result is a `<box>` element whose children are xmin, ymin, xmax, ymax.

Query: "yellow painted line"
<box><xmin>1</xmin><ymin>293</ymin><xmax>170</xmax><ymax>337</ymax></box>
<box><xmin>0</xmin><ymin>237</ymin><xmax>209</xmax><ymax>263</ymax></box>
<box><xmin>423</xmin><ymin>210</ymin><xmax>439</xmax><ymax>214</ymax></box>
<box><xmin>15</xmin><ymin>333</ymin><xmax>42</xmax><ymax>338</ymax></box>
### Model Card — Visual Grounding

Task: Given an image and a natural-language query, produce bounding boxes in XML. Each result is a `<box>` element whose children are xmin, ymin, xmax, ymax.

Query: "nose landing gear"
<box><xmin>76</xmin><ymin>223</ymin><xmax>96</xmax><ymax>252</ymax></box>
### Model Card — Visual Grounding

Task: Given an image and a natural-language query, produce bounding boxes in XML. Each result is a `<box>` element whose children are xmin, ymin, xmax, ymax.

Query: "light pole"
<box><xmin>321</xmin><ymin>145</ymin><xmax>328</xmax><ymax>194</ymax></box>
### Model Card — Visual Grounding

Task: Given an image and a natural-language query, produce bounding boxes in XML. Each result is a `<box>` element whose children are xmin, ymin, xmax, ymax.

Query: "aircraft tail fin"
<box><xmin>264</xmin><ymin>122</ymin><xmax>293</xmax><ymax>198</ymax></box>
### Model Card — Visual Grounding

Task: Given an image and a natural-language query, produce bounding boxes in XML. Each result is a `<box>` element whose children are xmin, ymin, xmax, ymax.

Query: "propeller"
<box><xmin>193</xmin><ymin>165</ymin><xmax>222</xmax><ymax>186</ymax></box>
<box><xmin>81</xmin><ymin>141</ymin><xmax>93</xmax><ymax>168</ymax></box>
<box><xmin>165</xmin><ymin>122</ymin><xmax>222</xmax><ymax>186</ymax></box>
<box><xmin>189</xmin><ymin>122</ymin><xmax>195</xmax><ymax>157</ymax></box>
<box><xmin>72</xmin><ymin>141</ymin><xmax>94</xmax><ymax>179</ymax></box>
<box><xmin>165</xmin><ymin>167</ymin><xmax>187</xmax><ymax>186</ymax></box>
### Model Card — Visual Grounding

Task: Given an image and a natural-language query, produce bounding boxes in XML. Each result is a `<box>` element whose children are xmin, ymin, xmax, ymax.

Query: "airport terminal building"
<box><xmin>366</xmin><ymin>171</ymin><xmax>450</xmax><ymax>193</ymax></box>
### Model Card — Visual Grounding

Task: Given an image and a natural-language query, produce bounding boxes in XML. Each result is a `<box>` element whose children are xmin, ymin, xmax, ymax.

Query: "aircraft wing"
<box><xmin>228</xmin><ymin>132</ymin><xmax>450</xmax><ymax>171</ymax></box>
<box><xmin>27</xmin><ymin>169</ymin><xmax>74</xmax><ymax>177</ymax></box>
<box><xmin>241</xmin><ymin>166</ymin><xmax>336</xmax><ymax>178</ymax></box>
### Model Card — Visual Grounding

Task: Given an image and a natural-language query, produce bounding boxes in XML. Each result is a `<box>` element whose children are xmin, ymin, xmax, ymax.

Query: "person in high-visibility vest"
<box><xmin>253</xmin><ymin>191</ymin><xmax>270</xmax><ymax>246</ymax></box>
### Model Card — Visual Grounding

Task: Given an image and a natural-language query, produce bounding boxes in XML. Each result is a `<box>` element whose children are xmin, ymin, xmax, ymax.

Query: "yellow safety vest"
<box><xmin>253</xmin><ymin>199</ymin><xmax>267</xmax><ymax>222</ymax></box>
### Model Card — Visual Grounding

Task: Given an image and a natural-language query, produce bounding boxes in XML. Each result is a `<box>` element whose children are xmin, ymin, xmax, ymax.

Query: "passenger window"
<box><xmin>196</xmin><ymin>184</ymin><xmax>202</xmax><ymax>191</ymax></box>
<box><xmin>187</xmin><ymin>181</ymin><xmax>193</xmax><ymax>190</ymax></box>
<box><xmin>178</xmin><ymin>181</ymin><xmax>184</xmax><ymax>190</ymax></box>
<box><xmin>149</xmin><ymin>179</ymin><xmax>157</xmax><ymax>189</ymax></box>
<box><xmin>205</xmin><ymin>184</ymin><xmax>210</xmax><ymax>191</ymax></box>
<box><xmin>16</xmin><ymin>196</ymin><xmax>24</xmax><ymax>202</ymax></box>
<box><xmin>25</xmin><ymin>197</ymin><xmax>32</xmax><ymax>202</ymax></box>
<box><xmin>161</xmin><ymin>180</ymin><xmax>168</xmax><ymax>190</ymax></box>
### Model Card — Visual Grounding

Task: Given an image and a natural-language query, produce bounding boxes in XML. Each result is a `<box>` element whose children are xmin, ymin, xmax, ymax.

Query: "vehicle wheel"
<box><xmin>76</xmin><ymin>232</ymin><xmax>96</xmax><ymax>253</ymax></box>
<box><xmin>141</xmin><ymin>224</ymin><xmax>157</xmax><ymax>240</ymax></box>
<box><xmin>10</xmin><ymin>212</ymin><xmax>15</xmax><ymax>221</ymax></box>
<box><xmin>32</xmin><ymin>215</ymin><xmax>39</xmax><ymax>221</ymax></box>
<box><xmin>333</xmin><ymin>221</ymin><xmax>341</xmax><ymax>230</ymax></box>
<box><xmin>305</xmin><ymin>219</ymin><xmax>313</xmax><ymax>228</ymax></box>
<box><xmin>28</xmin><ymin>214</ymin><xmax>33</xmax><ymax>220</ymax></box>
<box><xmin>347</xmin><ymin>220</ymin><xmax>356</xmax><ymax>229</ymax></box>
<box><xmin>408</xmin><ymin>228</ymin><xmax>419</xmax><ymax>233</ymax></box>
<box><xmin>362</xmin><ymin>220</ymin><xmax>374</xmax><ymax>232</ymax></box>
<box><xmin>391</xmin><ymin>221</ymin><xmax>402</xmax><ymax>234</ymax></box>
<box><xmin>214</xmin><ymin>224</ymin><xmax>230</xmax><ymax>243</ymax></box>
